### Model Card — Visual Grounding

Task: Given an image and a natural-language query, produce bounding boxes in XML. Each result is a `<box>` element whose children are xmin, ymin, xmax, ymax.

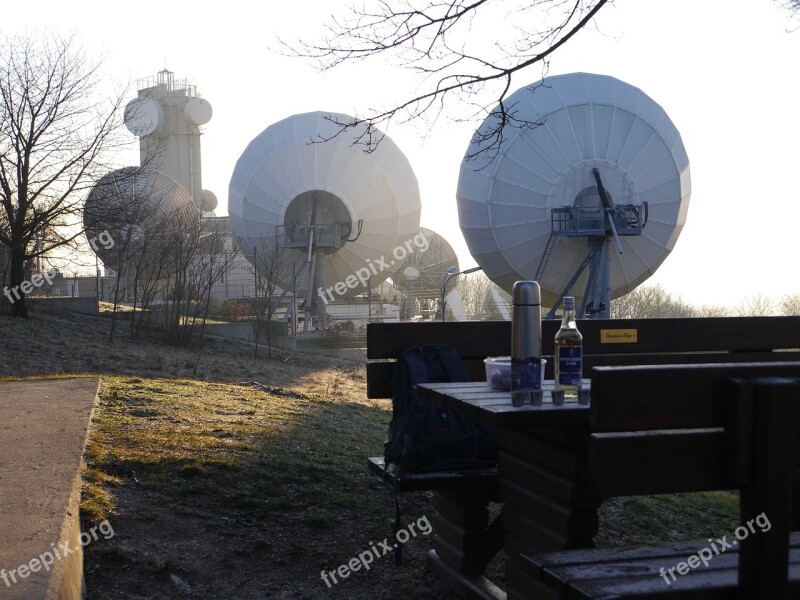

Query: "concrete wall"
<box><xmin>0</xmin><ymin>379</ymin><xmax>98</xmax><ymax>600</ymax></box>
<box><xmin>202</xmin><ymin>322</ymin><xmax>295</xmax><ymax>350</ymax></box>
<box><xmin>29</xmin><ymin>297</ymin><xmax>98</xmax><ymax>315</ymax></box>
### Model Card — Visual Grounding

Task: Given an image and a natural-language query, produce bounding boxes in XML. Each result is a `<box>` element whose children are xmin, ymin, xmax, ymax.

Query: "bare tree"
<box><xmin>183</xmin><ymin>220</ymin><xmax>239</xmax><ymax>353</ymax></box>
<box><xmin>781</xmin><ymin>0</ymin><xmax>800</xmax><ymax>17</ymax></box>
<box><xmin>691</xmin><ymin>303</ymin><xmax>731</xmax><ymax>318</ymax></box>
<box><xmin>157</xmin><ymin>208</ymin><xmax>205</xmax><ymax>344</ymax></box>
<box><xmin>0</xmin><ymin>245</ymin><xmax>11</xmax><ymax>314</ymax></box>
<box><xmin>159</xmin><ymin>215</ymin><xmax>240</xmax><ymax>350</ymax></box>
<box><xmin>284</xmin><ymin>1</ymin><xmax>607</xmax><ymax>154</ymax></box>
<box><xmin>83</xmin><ymin>167</ymin><xmax>154</xmax><ymax>341</ymax></box>
<box><xmin>251</xmin><ymin>237</ymin><xmax>289</xmax><ymax>359</ymax></box>
<box><xmin>0</xmin><ymin>33</ymin><xmax>130</xmax><ymax>317</ymax></box>
<box><xmin>455</xmin><ymin>271</ymin><xmax>507</xmax><ymax>320</ymax></box>
<box><xmin>778</xmin><ymin>292</ymin><xmax>800</xmax><ymax>316</ymax></box>
<box><xmin>610</xmin><ymin>284</ymin><xmax>699</xmax><ymax>319</ymax></box>
<box><xmin>734</xmin><ymin>293</ymin><xmax>775</xmax><ymax>317</ymax></box>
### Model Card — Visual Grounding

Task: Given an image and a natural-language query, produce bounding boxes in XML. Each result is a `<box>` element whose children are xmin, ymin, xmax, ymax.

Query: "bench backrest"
<box><xmin>588</xmin><ymin>362</ymin><xmax>800</xmax><ymax>596</ymax></box>
<box><xmin>366</xmin><ymin>316</ymin><xmax>800</xmax><ymax>398</ymax></box>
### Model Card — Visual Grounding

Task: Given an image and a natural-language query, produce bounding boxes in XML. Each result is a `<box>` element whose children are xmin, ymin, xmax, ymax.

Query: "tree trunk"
<box><xmin>9</xmin><ymin>245</ymin><xmax>28</xmax><ymax>318</ymax></box>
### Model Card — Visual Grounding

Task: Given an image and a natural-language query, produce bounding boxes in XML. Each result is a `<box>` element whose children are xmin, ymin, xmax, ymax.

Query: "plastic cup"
<box><xmin>578</xmin><ymin>387</ymin><xmax>591</xmax><ymax>405</ymax></box>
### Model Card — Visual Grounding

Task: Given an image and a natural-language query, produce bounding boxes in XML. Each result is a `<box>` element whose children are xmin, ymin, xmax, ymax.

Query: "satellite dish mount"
<box><xmin>537</xmin><ymin>168</ymin><xmax>648</xmax><ymax>319</ymax></box>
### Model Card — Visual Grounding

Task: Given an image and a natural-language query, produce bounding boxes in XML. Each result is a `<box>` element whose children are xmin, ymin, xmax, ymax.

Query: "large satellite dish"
<box><xmin>457</xmin><ymin>72</ymin><xmax>691</xmax><ymax>315</ymax></box>
<box><xmin>391</xmin><ymin>227</ymin><xmax>459</xmax><ymax>320</ymax></box>
<box><xmin>391</xmin><ymin>227</ymin><xmax>459</xmax><ymax>297</ymax></box>
<box><xmin>84</xmin><ymin>167</ymin><xmax>199</xmax><ymax>270</ymax></box>
<box><xmin>228</xmin><ymin>111</ymin><xmax>421</xmax><ymax>326</ymax></box>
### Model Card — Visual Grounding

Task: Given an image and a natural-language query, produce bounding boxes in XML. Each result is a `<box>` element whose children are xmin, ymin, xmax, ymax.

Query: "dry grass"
<box><xmin>81</xmin><ymin>375</ymin><xmax>445</xmax><ymax>598</ymax></box>
<box><xmin>1</xmin><ymin>309</ymin><xmax>452</xmax><ymax>599</ymax></box>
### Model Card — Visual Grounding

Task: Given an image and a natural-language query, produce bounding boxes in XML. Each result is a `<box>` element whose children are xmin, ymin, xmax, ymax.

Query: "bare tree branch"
<box><xmin>282</xmin><ymin>0</ymin><xmax>608</xmax><ymax>155</ymax></box>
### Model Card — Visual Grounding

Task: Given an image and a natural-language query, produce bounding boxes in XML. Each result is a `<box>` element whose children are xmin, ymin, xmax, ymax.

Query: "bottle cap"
<box><xmin>564</xmin><ymin>296</ymin><xmax>575</xmax><ymax>310</ymax></box>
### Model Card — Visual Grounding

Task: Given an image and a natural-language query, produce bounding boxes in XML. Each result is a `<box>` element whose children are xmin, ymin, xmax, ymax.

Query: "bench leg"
<box><xmin>431</xmin><ymin>488</ymin><xmax>502</xmax><ymax>576</ymax></box>
<box><xmin>496</xmin><ymin>425</ymin><xmax>602</xmax><ymax>598</ymax></box>
<box><xmin>427</xmin><ymin>549</ymin><xmax>507</xmax><ymax>600</ymax></box>
<box><xmin>429</xmin><ymin>486</ymin><xmax>505</xmax><ymax>599</ymax></box>
<box><xmin>735</xmin><ymin>378</ymin><xmax>799</xmax><ymax>598</ymax></box>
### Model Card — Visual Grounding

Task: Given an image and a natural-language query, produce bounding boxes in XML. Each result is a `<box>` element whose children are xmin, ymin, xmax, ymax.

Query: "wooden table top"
<box><xmin>417</xmin><ymin>380</ymin><xmax>591</xmax><ymax>427</ymax></box>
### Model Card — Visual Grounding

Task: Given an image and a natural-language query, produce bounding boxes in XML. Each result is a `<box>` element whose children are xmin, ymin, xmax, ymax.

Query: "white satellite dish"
<box><xmin>123</xmin><ymin>97</ymin><xmax>164</xmax><ymax>137</ymax></box>
<box><xmin>228</xmin><ymin>111</ymin><xmax>421</xmax><ymax>326</ymax></box>
<box><xmin>390</xmin><ymin>227</ymin><xmax>460</xmax><ymax>319</ymax></box>
<box><xmin>457</xmin><ymin>72</ymin><xmax>691</xmax><ymax>316</ymax></box>
<box><xmin>185</xmin><ymin>97</ymin><xmax>213</xmax><ymax>126</ymax></box>
<box><xmin>391</xmin><ymin>227</ymin><xmax>459</xmax><ymax>297</ymax></box>
<box><xmin>200</xmin><ymin>189</ymin><xmax>218</xmax><ymax>213</ymax></box>
<box><xmin>84</xmin><ymin>167</ymin><xmax>199</xmax><ymax>269</ymax></box>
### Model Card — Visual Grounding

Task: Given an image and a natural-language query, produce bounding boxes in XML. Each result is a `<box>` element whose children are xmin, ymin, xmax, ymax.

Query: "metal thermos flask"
<box><xmin>511</xmin><ymin>281</ymin><xmax>542</xmax><ymax>406</ymax></box>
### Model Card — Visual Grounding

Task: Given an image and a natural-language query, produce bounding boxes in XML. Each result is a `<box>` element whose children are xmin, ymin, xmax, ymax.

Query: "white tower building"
<box><xmin>123</xmin><ymin>69</ymin><xmax>217</xmax><ymax>214</ymax></box>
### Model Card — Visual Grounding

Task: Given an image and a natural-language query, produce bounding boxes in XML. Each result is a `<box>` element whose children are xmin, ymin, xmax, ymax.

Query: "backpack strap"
<box><xmin>384</xmin><ymin>348</ymin><xmax>433</xmax><ymax>465</ymax></box>
<box><xmin>434</xmin><ymin>345</ymin><xmax>470</xmax><ymax>382</ymax></box>
<box><xmin>403</xmin><ymin>348</ymin><xmax>431</xmax><ymax>387</ymax></box>
<box><xmin>398</xmin><ymin>350</ymin><xmax>431</xmax><ymax>437</ymax></box>
<box><xmin>394</xmin><ymin>494</ymin><xmax>403</xmax><ymax>566</ymax></box>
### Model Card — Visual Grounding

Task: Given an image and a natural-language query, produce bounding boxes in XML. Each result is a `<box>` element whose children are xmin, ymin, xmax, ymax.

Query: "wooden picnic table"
<box><xmin>367</xmin><ymin>318</ymin><xmax>800</xmax><ymax>599</ymax></box>
<box><xmin>418</xmin><ymin>379</ymin><xmax>601</xmax><ymax>599</ymax></box>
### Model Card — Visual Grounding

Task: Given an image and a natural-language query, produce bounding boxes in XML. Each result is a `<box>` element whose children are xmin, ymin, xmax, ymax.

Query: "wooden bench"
<box><xmin>367</xmin><ymin>456</ymin><xmax>505</xmax><ymax>600</ymax></box>
<box><xmin>366</xmin><ymin>316</ymin><xmax>800</xmax><ymax>599</ymax></box>
<box><xmin>522</xmin><ymin>363</ymin><xmax>800</xmax><ymax>599</ymax></box>
<box><xmin>366</xmin><ymin>316</ymin><xmax>800</xmax><ymax>398</ymax></box>
<box><xmin>367</xmin><ymin>323</ymin><xmax>512</xmax><ymax>600</ymax></box>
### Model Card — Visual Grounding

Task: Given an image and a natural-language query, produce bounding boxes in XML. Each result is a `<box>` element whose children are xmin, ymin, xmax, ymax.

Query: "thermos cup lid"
<box><xmin>512</xmin><ymin>280</ymin><xmax>541</xmax><ymax>306</ymax></box>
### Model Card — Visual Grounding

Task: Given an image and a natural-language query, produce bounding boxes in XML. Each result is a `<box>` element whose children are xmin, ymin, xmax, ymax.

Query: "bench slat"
<box><xmin>523</xmin><ymin>533</ymin><xmax>800</xmax><ymax>599</ymax></box>
<box><xmin>589</xmin><ymin>362</ymin><xmax>800</xmax><ymax>432</ymax></box>
<box><xmin>589</xmin><ymin>428</ymin><xmax>728</xmax><ymax>497</ymax></box>
<box><xmin>367</xmin><ymin>317</ymin><xmax>800</xmax><ymax>359</ymax></box>
<box><xmin>367</xmin><ymin>321</ymin><xmax>514</xmax><ymax>359</ymax></box>
<box><xmin>368</xmin><ymin>327</ymin><xmax>800</xmax><ymax>400</ymax></box>
<box><xmin>367</xmin><ymin>457</ymin><xmax>499</xmax><ymax>492</ymax></box>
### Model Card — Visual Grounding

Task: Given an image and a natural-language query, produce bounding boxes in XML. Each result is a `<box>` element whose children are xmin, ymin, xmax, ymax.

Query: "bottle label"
<box><xmin>511</xmin><ymin>356</ymin><xmax>542</xmax><ymax>392</ymax></box>
<box><xmin>557</xmin><ymin>346</ymin><xmax>582</xmax><ymax>385</ymax></box>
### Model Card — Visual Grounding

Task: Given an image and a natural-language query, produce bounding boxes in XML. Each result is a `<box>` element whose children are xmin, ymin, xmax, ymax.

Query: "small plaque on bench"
<box><xmin>600</xmin><ymin>328</ymin><xmax>638</xmax><ymax>344</ymax></box>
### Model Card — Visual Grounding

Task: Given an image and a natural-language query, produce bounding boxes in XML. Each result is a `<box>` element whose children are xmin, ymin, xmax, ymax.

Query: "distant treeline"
<box><xmin>611</xmin><ymin>284</ymin><xmax>800</xmax><ymax>318</ymax></box>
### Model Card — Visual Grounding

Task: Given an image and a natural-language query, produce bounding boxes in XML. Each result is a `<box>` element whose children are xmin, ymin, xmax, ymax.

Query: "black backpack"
<box><xmin>384</xmin><ymin>344</ymin><xmax>497</xmax><ymax>472</ymax></box>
